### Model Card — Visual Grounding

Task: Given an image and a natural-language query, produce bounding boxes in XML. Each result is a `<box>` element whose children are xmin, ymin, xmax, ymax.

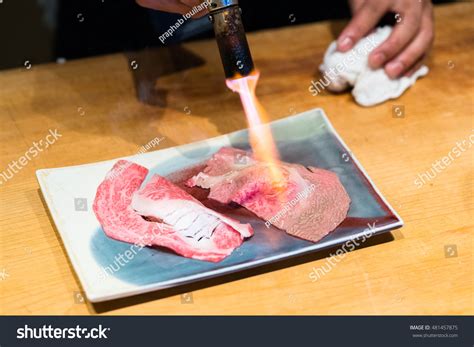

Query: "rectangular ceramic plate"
<box><xmin>37</xmin><ymin>108</ymin><xmax>403</xmax><ymax>302</ymax></box>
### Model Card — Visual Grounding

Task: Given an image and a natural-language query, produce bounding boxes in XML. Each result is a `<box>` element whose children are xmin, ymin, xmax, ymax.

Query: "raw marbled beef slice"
<box><xmin>93</xmin><ymin>160</ymin><xmax>252</xmax><ymax>262</ymax></box>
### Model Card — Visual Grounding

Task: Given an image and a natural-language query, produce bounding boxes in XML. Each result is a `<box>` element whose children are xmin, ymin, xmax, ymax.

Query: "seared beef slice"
<box><xmin>187</xmin><ymin>148</ymin><xmax>350</xmax><ymax>242</ymax></box>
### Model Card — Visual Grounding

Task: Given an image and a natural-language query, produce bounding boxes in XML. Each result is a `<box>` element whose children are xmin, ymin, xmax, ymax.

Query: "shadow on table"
<box><xmin>29</xmin><ymin>44</ymin><xmax>235</xmax><ymax>152</ymax></box>
<box><xmin>125</xmin><ymin>46</ymin><xmax>206</xmax><ymax>107</ymax></box>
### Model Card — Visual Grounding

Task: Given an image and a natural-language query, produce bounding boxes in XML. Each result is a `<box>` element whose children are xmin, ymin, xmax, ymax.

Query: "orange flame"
<box><xmin>226</xmin><ymin>70</ymin><xmax>284</xmax><ymax>187</ymax></box>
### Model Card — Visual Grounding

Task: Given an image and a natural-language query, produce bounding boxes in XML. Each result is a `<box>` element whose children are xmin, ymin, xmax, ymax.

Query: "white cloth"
<box><xmin>319</xmin><ymin>26</ymin><xmax>429</xmax><ymax>107</ymax></box>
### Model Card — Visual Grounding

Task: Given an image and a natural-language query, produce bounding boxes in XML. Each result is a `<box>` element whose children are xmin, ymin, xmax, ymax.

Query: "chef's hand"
<box><xmin>136</xmin><ymin>0</ymin><xmax>208</xmax><ymax>18</ymax></box>
<box><xmin>337</xmin><ymin>0</ymin><xmax>434</xmax><ymax>78</ymax></box>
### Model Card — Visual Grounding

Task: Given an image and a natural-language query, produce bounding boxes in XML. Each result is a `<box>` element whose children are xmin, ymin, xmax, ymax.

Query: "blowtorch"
<box><xmin>207</xmin><ymin>1</ymin><xmax>280</xmax><ymax>170</ymax></box>
<box><xmin>208</xmin><ymin>0</ymin><xmax>255</xmax><ymax>79</ymax></box>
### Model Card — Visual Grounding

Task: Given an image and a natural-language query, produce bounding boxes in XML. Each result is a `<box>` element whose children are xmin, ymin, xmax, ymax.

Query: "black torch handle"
<box><xmin>209</xmin><ymin>0</ymin><xmax>255</xmax><ymax>79</ymax></box>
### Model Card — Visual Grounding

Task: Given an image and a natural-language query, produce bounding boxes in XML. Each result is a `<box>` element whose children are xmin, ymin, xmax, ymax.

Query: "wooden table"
<box><xmin>0</xmin><ymin>3</ymin><xmax>472</xmax><ymax>315</ymax></box>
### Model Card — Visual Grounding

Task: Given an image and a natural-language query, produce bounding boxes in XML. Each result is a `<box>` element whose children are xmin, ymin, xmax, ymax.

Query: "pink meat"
<box><xmin>93</xmin><ymin>160</ymin><xmax>252</xmax><ymax>262</ymax></box>
<box><xmin>187</xmin><ymin>147</ymin><xmax>351</xmax><ymax>242</ymax></box>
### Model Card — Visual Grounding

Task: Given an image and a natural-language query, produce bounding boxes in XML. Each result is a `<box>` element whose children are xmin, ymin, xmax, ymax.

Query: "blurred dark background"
<box><xmin>0</xmin><ymin>0</ymin><xmax>455</xmax><ymax>71</ymax></box>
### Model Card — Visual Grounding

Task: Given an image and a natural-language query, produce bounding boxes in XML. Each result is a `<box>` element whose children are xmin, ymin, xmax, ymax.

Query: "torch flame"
<box><xmin>226</xmin><ymin>70</ymin><xmax>284</xmax><ymax>187</ymax></box>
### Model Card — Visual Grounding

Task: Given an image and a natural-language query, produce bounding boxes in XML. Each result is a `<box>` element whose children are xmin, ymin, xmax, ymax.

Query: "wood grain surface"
<box><xmin>0</xmin><ymin>3</ymin><xmax>472</xmax><ymax>315</ymax></box>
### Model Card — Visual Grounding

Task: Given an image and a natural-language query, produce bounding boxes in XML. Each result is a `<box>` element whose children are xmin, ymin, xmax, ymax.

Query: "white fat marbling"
<box><xmin>131</xmin><ymin>197</ymin><xmax>219</xmax><ymax>247</ymax></box>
